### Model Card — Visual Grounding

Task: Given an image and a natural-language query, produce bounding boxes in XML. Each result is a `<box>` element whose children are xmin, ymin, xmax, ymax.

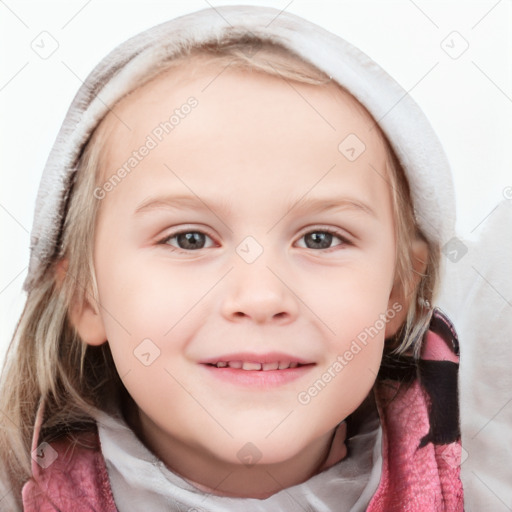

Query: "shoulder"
<box><xmin>22</xmin><ymin>428</ymin><xmax>118</xmax><ymax>512</ymax></box>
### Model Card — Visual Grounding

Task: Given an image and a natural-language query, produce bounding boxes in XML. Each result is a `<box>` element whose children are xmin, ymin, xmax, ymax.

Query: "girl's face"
<box><xmin>79</xmin><ymin>61</ymin><xmax>399</xmax><ymax>495</ymax></box>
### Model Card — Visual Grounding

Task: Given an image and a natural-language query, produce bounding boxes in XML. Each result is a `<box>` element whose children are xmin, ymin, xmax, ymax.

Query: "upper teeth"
<box><xmin>213</xmin><ymin>361</ymin><xmax>300</xmax><ymax>370</ymax></box>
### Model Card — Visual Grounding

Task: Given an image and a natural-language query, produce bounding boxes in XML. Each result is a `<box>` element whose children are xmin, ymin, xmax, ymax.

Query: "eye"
<box><xmin>159</xmin><ymin>229</ymin><xmax>216</xmax><ymax>252</ymax></box>
<box><xmin>157</xmin><ymin>227</ymin><xmax>351</xmax><ymax>253</ymax></box>
<box><xmin>295</xmin><ymin>228</ymin><xmax>352</xmax><ymax>251</ymax></box>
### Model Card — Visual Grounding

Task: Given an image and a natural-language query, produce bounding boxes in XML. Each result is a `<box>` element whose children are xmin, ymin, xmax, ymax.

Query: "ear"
<box><xmin>56</xmin><ymin>258</ymin><xmax>108</xmax><ymax>346</ymax></box>
<box><xmin>385</xmin><ymin>237</ymin><xmax>429</xmax><ymax>338</ymax></box>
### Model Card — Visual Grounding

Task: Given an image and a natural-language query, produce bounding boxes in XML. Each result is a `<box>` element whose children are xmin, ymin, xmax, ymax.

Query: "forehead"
<box><xmin>99</xmin><ymin>53</ymin><xmax>385</xmax><ymax>152</ymax></box>
<box><xmin>94</xmin><ymin>55</ymin><xmax>391</xmax><ymax>218</ymax></box>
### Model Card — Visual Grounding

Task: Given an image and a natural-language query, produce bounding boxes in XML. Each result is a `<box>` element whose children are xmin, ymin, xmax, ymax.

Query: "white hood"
<box><xmin>24</xmin><ymin>4</ymin><xmax>455</xmax><ymax>291</ymax></box>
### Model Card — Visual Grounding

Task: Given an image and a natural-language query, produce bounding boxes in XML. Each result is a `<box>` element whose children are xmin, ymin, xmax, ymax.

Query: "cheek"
<box><xmin>308</xmin><ymin>255</ymin><xmax>395</xmax><ymax>338</ymax></box>
<box><xmin>297</xmin><ymin>281</ymin><xmax>387</xmax><ymax>424</ymax></box>
<box><xmin>297</xmin><ymin>239</ymin><xmax>395</xmax><ymax>396</ymax></box>
<box><xmin>93</xmin><ymin>251</ymin><xmax>211</xmax><ymax>353</ymax></box>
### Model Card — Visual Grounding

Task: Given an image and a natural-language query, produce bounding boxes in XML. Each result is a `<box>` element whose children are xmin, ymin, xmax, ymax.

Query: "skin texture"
<box><xmin>71</xmin><ymin>59</ymin><xmax>423</xmax><ymax>498</ymax></box>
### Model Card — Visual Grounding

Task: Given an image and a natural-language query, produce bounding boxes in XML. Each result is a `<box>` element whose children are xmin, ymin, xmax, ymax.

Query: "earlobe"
<box><xmin>385</xmin><ymin>237</ymin><xmax>429</xmax><ymax>338</ymax></box>
<box><xmin>70</xmin><ymin>297</ymin><xmax>108</xmax><ymax>346</ymax></box>
<box><xmin>57</xmin><ymin>259</ymin><xmax>107</xmax><ymax>346</ymax></box>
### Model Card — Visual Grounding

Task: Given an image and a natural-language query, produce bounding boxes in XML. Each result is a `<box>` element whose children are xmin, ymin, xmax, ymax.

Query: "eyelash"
<box><xmin>157</xmin><ymin>226</ymin><xmax>352</xmax><ymax>254</ymax></box>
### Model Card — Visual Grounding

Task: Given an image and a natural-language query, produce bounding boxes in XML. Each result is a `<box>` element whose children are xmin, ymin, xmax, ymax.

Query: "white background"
<box><xmin>1</xmin><ymin>0</ymin><xmax>511</xmax><ymax>367</ymax></box>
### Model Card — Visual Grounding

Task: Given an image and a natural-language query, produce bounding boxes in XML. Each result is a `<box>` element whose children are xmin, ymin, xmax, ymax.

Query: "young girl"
<box><xmin>0</xmin><ymin>5</ymin><xmax>464</xmax><ymax>511</ymax></box>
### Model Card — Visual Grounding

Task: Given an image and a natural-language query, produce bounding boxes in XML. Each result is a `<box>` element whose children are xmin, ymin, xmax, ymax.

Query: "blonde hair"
<box><xmin>0</xmin><ymin>35</ymin><xmax>439</xmax><ymax>508</ymax></box>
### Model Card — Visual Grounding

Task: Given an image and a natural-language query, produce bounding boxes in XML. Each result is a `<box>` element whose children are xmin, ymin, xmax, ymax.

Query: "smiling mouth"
<box><xmin>201</xmin><ymin>357</ymin><xmax>315</xmax><ymax>388</ymax></box>
<box><xmin>205</xmin><ymin>361</ymin><xmax>313</xmax><ymax>371</ymax></box>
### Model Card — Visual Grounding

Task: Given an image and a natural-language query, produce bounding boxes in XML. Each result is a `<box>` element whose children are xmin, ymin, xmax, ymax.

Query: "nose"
<box><xmin>221</xmin><ymin>257</ymin><xmax>299</xmax><ymax>325</ymax></box>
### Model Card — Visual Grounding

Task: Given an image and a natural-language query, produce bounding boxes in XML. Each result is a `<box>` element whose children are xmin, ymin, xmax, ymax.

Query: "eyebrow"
<box><xmin>134</xmin><ymin>193</ymin><xmax>376</xmax><ymax>218</ymax></box>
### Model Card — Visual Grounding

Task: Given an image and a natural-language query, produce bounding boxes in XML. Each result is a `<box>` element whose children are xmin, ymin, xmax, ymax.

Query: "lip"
<box><xmin>199</xmin><ymin>351</ymin><xmax>312</xmax><ymax>365</ymax></box>
<box><xmin>199</xmin><ymin>352</ymin><xmax>315</xmax><ymax>389</ymax></box>
<box><xmin>201</xmin><ymin>364</ymin><xmax>315</xmax><ymax>389</ymax></box>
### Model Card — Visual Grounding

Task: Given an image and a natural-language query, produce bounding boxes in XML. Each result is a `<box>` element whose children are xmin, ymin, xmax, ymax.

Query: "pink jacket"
<box><xmin>22</xmin><ymin>308</ymin><xmax>464</xmax><ymax>511</ymax></box>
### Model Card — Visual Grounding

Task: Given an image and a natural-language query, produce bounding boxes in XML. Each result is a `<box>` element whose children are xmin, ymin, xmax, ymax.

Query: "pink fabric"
<box><xmin>421</xmin><ymin>331</ymin><xmax>459</xmax><ymax>363</ymax></box>
<box><xmin>22</xmin><ymin>430</ymin><xmax>117</xmax><ymax>512</ymax></box>
<box><xmin>22</xmin><ymin>327</ymin><xmax>463</xmax><ymax>511</ymax></box>
<box><xmin>22</xmin><ymin>400</ymin><xmax>117</xmax><ymax>511</ymax></box>
<box><xmin>367</xmin><ymin>329</ymin><xmax>464</xmax><ymax>511</ymax></box>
